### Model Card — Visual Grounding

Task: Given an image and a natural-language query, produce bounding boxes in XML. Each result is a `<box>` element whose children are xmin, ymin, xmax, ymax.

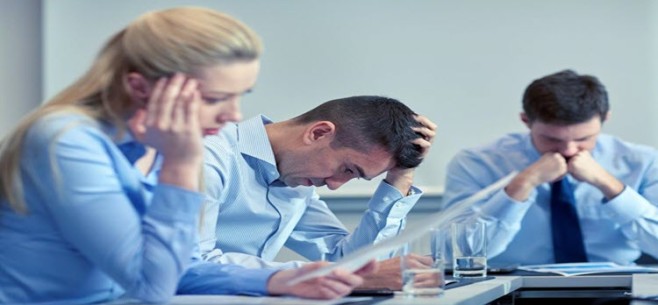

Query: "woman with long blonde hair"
<box><xmin>0</xmin><ymin>7</ymin><xmax>374</xmax><ymax>304</ymax></box>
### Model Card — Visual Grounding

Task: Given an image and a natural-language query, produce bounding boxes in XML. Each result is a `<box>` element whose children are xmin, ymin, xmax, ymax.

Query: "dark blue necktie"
<box><xmin>550</xmin><ymin>178</ymin><xmax>588</xmax><ymax>263</ymax></box>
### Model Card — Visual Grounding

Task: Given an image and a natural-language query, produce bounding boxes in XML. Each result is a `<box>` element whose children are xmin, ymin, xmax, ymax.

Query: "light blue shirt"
<box><xmin>200</xmin><ymin>115</ymin><xmax>422</xmax><ymax>268</ymax></box>
<box><xmin>0</xmin><ymin>113</ymin><xmax>273</xmax><ymax>305</ymax></box>
<box><xmin>443</xmin><ymin>133</ymin><xmax>658</xmax><ymax>265</ymax></box>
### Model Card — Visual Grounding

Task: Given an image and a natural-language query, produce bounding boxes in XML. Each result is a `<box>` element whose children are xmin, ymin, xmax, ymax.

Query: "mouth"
<box><xmin>203</xmin><ymin>128</ymin><xmax>220</xmax><ymax>136</ymax></box>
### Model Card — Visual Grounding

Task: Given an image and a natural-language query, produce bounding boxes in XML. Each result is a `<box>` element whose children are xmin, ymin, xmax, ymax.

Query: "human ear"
<box><xmin>304</xmin><ymin>121</ymin><xmax>336</xmax><ymax>144</ymax></box>
<box><xmin>124</xmin><ymin>73</ymin><xmax>152</xmax><ymax>106</ymax></box>
<box><xmin>520</xmin><ymin>112</ymin><xmax>531</xmax><ymax>128</ymax></box>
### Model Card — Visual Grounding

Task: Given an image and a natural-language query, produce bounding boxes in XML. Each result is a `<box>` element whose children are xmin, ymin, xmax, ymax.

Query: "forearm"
<box><xmin>177</xmin><ymin>261</ymin><xmax>274</xmax><ymax>296</ymax></box>
<box><xmin>326</xmin><ymin>182</ymin><xmax>421</xmax><ymax>260</ymax></box>
<box><xmin>603</xmin><ymin>188</ymin><xmax>658</xmax><ymax>256</ymax></box>
<box><xmin>384</xmin><ymin>168</ymin><xmax>414</xmax><ymax>195</ymax></box>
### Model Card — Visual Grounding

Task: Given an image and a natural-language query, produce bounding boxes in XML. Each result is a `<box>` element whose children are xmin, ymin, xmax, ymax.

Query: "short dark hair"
<box><xmin>293</xmin><ymin>96</ymin><xmax>424</xmax><ymax>169</ymax></box>
<box><xmin>522</xmin><ymin>69</ymin><xmax>609</xmax><ymax>125</ymax></box>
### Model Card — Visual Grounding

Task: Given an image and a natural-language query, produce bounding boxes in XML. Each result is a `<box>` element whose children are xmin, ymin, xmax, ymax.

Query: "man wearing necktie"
<box><xmin>443</xmin><ymin>70</ymin><xmax>658</xmax><ymax>265</ymax></box>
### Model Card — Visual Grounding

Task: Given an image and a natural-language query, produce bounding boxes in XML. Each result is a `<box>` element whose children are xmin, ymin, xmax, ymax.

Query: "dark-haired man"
<box><xmin>443</xmin><ymin>70</ymin><xmax>658</xmax><ymax>266</ymax></box>
<box><xmin>200</xmin><ymin>95</ymin><xmax>436</xmax><ymax>288</ymax></box>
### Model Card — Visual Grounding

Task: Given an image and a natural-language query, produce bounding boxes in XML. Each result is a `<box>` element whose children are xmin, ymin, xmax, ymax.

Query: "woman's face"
<box><xmin>194</xmin><ymin>59</ymin><xmax>260</xmax><ymax>136</ymax></box>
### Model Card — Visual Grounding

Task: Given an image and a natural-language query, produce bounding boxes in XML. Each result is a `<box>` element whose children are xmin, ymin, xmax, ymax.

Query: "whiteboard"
<box><xmin>44</xmin><ymin>0</ymin><xmax>658</xmax><ymax>196</ymax></box>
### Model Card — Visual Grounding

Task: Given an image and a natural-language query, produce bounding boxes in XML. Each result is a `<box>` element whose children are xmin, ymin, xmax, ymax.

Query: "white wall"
<box><xmin>0</xmin><ymin>0</ymin><xmax>42</xmax><ymax>139</ymax></box>
<box><xmin>42</xmin><ymin>0</ymin><xmax>658</xmax><ymax>195</ymax></box>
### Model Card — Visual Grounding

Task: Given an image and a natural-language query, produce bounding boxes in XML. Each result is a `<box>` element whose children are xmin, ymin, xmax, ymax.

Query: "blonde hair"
<box><xmin>0</xmin><ymin>7</ymin><xmax>262</xmax><ymax>212</ymax></box>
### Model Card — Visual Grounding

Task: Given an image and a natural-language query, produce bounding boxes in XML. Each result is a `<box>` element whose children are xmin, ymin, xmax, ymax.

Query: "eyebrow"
<box><xmin>542</xmin><ymin>134</ymin><xmax>594</xmax><ymax>142</ymax></box>
<box><xmin>203</xmin><ymin>88</ymin><xmax>253</xmax><ymax>96</ymax></box>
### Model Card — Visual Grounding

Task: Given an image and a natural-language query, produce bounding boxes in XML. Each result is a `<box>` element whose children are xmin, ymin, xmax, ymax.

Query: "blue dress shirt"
<box><xmin>0</xmin><ymin>113</ymin><xmax>273</xmax><ymax>304</ymax></box>
<box><xmin>443</xmin><ymin>133</ymin><xmax>658</xmax><ymax>265</ymax></box>
<box><xmin>200</xmin><ymin>115</ymin><xmax>422</xmax><ymax>268</ymax></box>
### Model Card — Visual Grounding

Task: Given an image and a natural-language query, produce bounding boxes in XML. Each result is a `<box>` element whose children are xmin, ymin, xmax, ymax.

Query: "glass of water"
<box><xmin>451</xmin><ymin>221</ymin><xmax>487</xmax><ymax>278</ymax></box>
<box><xmin>399</xmin><ymin>227</ymin><xmax>446</xmax><ymax>296</ymax></box>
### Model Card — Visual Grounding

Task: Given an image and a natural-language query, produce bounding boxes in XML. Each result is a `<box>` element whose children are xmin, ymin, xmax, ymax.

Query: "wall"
<box><xmin>4</xmin><ymin>0</ymin><xmax>658</xmax><ymax>263</ymax></box>
<box><xmin>0</xmin><ymin>0</ymin><xmax>42</xmax><ymax>139</ymax></box>
<box><xmin>42</xmin><ymin>0</ymin><xmax>658</xmax><ymax>197</ymax></box>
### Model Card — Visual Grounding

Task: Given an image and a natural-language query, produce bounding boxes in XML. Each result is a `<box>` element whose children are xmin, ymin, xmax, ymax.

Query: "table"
<box><xmin>105</xmin><ymin>273</ymin><xmax>657</xmax><ymax>305</ymax></box>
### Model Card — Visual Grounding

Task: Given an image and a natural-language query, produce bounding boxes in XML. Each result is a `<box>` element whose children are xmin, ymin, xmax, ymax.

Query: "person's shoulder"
<box><xmin>457</xmin><ymin>133</ymin><xmax>526</xmax><ymax>157</ymax></box>
<box><xmin>204</xmin><ymin>123</ymin><xmax>238</xmax><ymax>151</ymax></box>
<box><xmin>24</xmin><ymin>112</ymin><xmax>103</xmax><ymax>149</ymax></box>
<box><xmin>203</xmin><ymin>123</ymin><xmax>240</xmax><ymax>167</ymax></box>
<box><xmin>598</xmin><ymin>134</ymin><xmax>658</xmax><ymax>158</ymax></box>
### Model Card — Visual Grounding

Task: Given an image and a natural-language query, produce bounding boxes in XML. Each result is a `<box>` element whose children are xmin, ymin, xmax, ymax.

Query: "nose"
<box><xmin>559</xmin><ymin>141</ymin><xmax>579</xmax><ymax>157</ymax></box>
<box><xmin>217</xmin><ymin>98</ymin><xmax>242</xmax><ymax>123</ymax></box>
<box><xmin>325</xmin><ymin>177</ymin><xmax>350</xmax><ymax>190</ymax></box>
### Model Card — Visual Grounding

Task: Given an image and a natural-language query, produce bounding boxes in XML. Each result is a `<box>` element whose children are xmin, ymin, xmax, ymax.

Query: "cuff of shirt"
<box><xmin>178</xmin><ymin>262</ymin><xmax>276</xmax><ymax>296</ymax></box>
<box><xmin>367</xmin><ymin>181</ymin><xmax>422</xmax><ymax>216</ymax></box>
<box><xmin>149</xmin><ymin>184</ymin><xmax>204</xmax><ymax>221</ymax></box>
<box><xmin>478</xmin><ymin>188</ymin><xmax>533</xmax><ymax>225</ymax></box>
<box><xmin>601</xmin><ymin>186</ymin><xmax>653</xmax><ymax>224</ymax></box>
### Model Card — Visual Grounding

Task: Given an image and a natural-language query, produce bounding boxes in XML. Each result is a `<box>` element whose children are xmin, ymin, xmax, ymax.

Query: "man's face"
<box><xmin>525</xmin><ymin>115</ymin><xmax>603</xmax><ymax>158</ymax></box>
<box><xmin>277</xmin><ymin>144</ymin><xmax>396</xmax><ymax>190</ymax></box>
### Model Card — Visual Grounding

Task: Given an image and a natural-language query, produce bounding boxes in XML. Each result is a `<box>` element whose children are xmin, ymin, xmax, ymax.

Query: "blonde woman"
<box><xmin>0</xmin><ymin>7</ymin><xmax>374</xmax><ymax>304</ymax></box>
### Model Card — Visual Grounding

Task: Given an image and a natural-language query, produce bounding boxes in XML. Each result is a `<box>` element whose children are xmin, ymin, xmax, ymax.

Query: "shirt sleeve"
<box><xmin>177</xmin><ymin>260</ymin><xmax>276</xmax><ymax>296</ymax></box>
<box><xmin>442</xmin><ymin>150</ymin><xmax>533</xmax><ymax>259</ymax></box>
<box><xmin>25</xmin><ymin>121</ymin><xmax>203</xmax><ymax>303</ymax></box>
<box><xmin>284</xmin><ymin>180</ymin><xmax>422</xmax><ymax>261</ymax></box>
<box><xmin>600</xmin><ymin>156</ymin><xmax>658</xmax><ymax>258</ymax></box>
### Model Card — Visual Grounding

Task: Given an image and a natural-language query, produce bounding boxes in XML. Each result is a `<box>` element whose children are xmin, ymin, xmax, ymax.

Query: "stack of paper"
<box><xmin>518</xmin><ymin>262</ymin><xmax>658</xmax><ymax>276</ymax></box>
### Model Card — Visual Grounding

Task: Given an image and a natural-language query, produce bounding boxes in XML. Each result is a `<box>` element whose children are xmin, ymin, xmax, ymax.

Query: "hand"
<box><xmin>128</xmin><ymin>73</ymin><xmax>203</xmax><ymax>190</ymax></box>
<box><xmin>410</xmin><ymin>114</ymin><xmax>437</xmax><ymax>159</ymax></box>
<box><xmin>505</xmin><ymin>152</ymin><xmax>567</xmax><ymax>201</ymax></box>
<box><xmin>358</xmin><ymin>255</ymin><xmax>432</xmax><ymax>290</ymax></box>
<box><xmin>267</xmin><ymin>260</ymin><xmax>378</xmax><ymax>299</ymax></box>
<box><xmin>568</xmin><ymin>150</ymin><xmax>624</xmax><ymax>199</ymax></box>
<box><xmin>385</xmin><ymin>115</ymin><xmax>437</xmax><ymax>194</ymax></box>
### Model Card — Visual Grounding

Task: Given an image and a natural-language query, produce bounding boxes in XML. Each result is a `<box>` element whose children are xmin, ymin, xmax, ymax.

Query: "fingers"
<box><xmin>174</xmin><ymin>78</ymin><xmax>199</xmax><ymax>132</ymax></box>
<box><xmin>404</xmin><ymin>254</ymin><xmax>434</xmax><ymax>269</ymax></box>
<box><xmin>144</xmin><ymin>78</ymin><xmax>167</xmax><ymax>127</ymax></box>
<box><xmin>411</xmin><ymin>137</ymin><xmax>432</xmax><ymax>149</ymax></box>
<box><xmin>150</xmin><ymin>74</ymin><xmax>184</xmax><ymax>130</ymax></box>
<box><xmin>410</xmin><ymin>114</ymin><xmax>437</xmax><ymax>160</ymax></box>
<box><xmin>145</xmin><ymin>73</ymin><xmax>200</xmax><ymax>134</ymax></box>
<box><xmin>298</xmin><ymin>263</ymin><xmax>365</xmax><ymax>299</ymax></box>
<box><xmin>321</xmin><ymin>269</ymin><xmax>364</xmax><ymax>297</ymax></box>
<box><xmin>137</xmin><ymin>72</ymin><xmax>205</xmax><ymax>174</ymax></box>
<box><xmin>413</xmin><ymin>114</ymin><xmax>438</xmax><ymax>141</ymax></box>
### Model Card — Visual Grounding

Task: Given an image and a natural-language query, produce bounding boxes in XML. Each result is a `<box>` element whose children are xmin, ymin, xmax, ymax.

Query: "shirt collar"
<box><xmin>236</xmin><ymin>115</ymin><xmax>280</xmax><ymax>181</ymax></box>
<box><xmin>103</xmin><ymin>123</ymin><xmax>146</xmax><ymax>165</ymax></box>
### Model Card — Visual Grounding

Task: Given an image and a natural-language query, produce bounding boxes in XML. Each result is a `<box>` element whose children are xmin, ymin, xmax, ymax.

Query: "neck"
<box><xmin>265</xmin><ymin>120</ymin><xmax>305</xmax><ymax>165</ymax></box>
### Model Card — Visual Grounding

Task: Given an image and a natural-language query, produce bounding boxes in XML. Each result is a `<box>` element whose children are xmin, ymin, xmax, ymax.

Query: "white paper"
<box><xmin>288</xmin><ymin>171</ymin><xmax>517</xmax><ymax>285</ymax></box>
<box><xmin>518</xmin><ymin>262</ymin><xmax>658</xmax><ymax>277</ymax></box>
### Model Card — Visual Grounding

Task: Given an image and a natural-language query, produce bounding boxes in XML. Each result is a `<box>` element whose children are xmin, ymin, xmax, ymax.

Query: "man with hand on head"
<box><xmin>200</xmin><ymin>95</ymin><xmax>437</xmax><ymax>289</ymax></box>
<box><xmin>443</xmin><ymin>69</ymin><xmax>658</xmax><ymax>266</ymax></box>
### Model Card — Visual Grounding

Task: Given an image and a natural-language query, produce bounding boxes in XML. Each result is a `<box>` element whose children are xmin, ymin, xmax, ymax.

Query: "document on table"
<box><xmin>288</xmin><ymin>172</ymin><xmax>517</xmax><ymax>285</ymax></box>
<box><xmin>518</xmin><ymin>262</ymin><xmax>658</xmax><ymax>276</ymax></box>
